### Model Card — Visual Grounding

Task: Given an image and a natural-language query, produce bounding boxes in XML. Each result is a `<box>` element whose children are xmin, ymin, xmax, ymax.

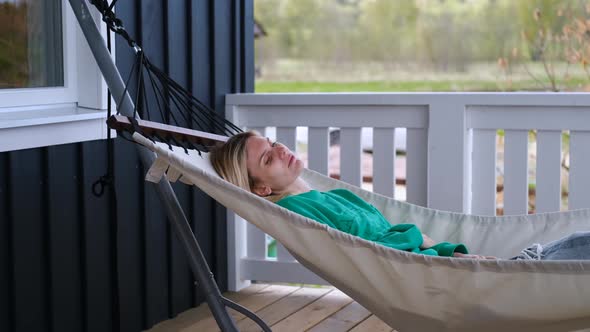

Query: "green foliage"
<box><xmin>497</xmin><ymin>0</ymin><xmax>590</xmax><ymax>91</ymax></box>
<box><xmin>257</xmin><ymin>80</ymin><xmax>517</xmax><ymax>93</ymax></box>
<box><xmin>255</xmin><ymin>0</ymin><xmax>590</xmax><ymax>78</ymax></box>
<box><xmin>0</xmin><ymin>2</ymin><xmax>28</xmax><ymax>88</ymax></box>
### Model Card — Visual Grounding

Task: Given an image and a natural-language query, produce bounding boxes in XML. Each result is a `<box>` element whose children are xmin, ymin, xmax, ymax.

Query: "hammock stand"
<box><xmin>68</xmin><ymin>1</ymin><xmax>268</xmax><ymax>331</ymax></box>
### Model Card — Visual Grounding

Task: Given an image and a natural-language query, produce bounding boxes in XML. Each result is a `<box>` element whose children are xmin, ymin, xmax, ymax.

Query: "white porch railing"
<box><xmin>224</xmin><ymin>92</ymin><xmax>590</xmax><ymax>291</ymax></box>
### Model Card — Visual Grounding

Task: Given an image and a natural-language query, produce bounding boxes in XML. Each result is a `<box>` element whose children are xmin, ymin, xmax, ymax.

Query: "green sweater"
<box><xmin>276</xmin><ymin>189</ymin><xmax>468</xmax><ymax>257</ymax></box>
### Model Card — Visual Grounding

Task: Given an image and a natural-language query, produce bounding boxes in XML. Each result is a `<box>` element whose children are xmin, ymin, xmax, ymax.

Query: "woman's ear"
<box><xmin>252</xmin><ymin>183</ymin><xmax>272</xmax><ymax>197</ymax></box>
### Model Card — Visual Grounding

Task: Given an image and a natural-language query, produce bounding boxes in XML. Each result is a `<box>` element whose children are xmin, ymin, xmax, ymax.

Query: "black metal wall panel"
<box><xmin>10</xmin><ymin>149</ymin><xmax>49</xmax><ymax>332</ymax></box>
<box><xmin>115</xmin><ymin>2</ymin><xmax>147</xmax><ymax>331</ymax></box>
<box><xmin>212</xmin><ymin>0</ymin><xmax>233</xmax><ymax>292</ymax></box>
<box><xmin>165</xmin><ymin>0</ymin><xmax>193</xmax><ymax>317</ymax></box>
<box><xmin>1</xmin><ymin>0</ymin><xmax>254</xmax><ymax>331</ymax></box>
<box><xmin>139</xmin><ymin>0</ymin><xmax>171</xmax><ymax>327</ymax></box>
<box><xmin>114</xmin><ymin>140</ymin><xmax>144</xmax><ymax>332</ymax></box>
<box><xmin>47</xmin><ymin>145</ymin><xmax>83</xmax><ymax>332</ymax></box>
<box><xmin>0</xmin><ymin>153</ymin><xmax>13</xmax><ymax>332</ymax></box>
<box><xmin>81</xmin><ymin>141</ymin><xmax>114</xmax><ymax>332</ymax></box>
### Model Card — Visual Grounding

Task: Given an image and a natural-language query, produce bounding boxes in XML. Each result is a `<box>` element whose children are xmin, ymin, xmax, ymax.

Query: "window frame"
<box><xmin>0</xmin><ymin>0</ymin><xmax>114</xmax><ymax>152</ymax></box>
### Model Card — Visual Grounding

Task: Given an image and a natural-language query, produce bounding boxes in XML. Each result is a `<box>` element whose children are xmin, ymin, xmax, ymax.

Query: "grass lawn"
<box><xmin>255</xmin><ymin>79</ymin><xmax>589</xmax><ymax>93</ymax></box>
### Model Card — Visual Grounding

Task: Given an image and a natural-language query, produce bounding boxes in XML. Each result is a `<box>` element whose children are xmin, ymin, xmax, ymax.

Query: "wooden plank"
<box><xmin>47</xmin><ymin>144</ymin><xmax>83</xmax><ymax>332</ymax></box>
<box><xmin>180</xmin><ymin>284</ymin><xmax>299</xmax><ymax>331</ymax></box>
<box><xmin>373</xmin><ymin>128</ymin><xmax>396</xmax><ymax>198</ymax></box>
<box><xmin>272</xmin><ymin>289</ymin><xmax>354</xmax><ymax>332</ymax></box>
<box><xmin>471</xmin><ymin>129</ymin><xmax>497</xmax><ymax>215</ymax></box>
<box><xmin>307</xmin><ymin>301</ymin><xmax>371</xmax><ymax>332</ymax></box>
<box><xmin>536</xmin><ymin>130</ymin><xmax>562</xmax><ymax>213</ymax></box>
<box><xmin>569</xmin><ymin>131</ymin><xmax>590</xmax><ymax>210</ymax></box>
<box><xmin>308</xmin><ymin>127</ymin><xmax>329</xmax><ymax>175</ymax></box>
<box><xmin>107</xmin><ymin>115</ymin><xmax>229</xmax><ymax>146</ymax></box>
<box><xmin>349</xmin><ymin>314</ymin><xmax>394</xmax><ymax>332</ymax></box>
<box><xmin>406</xmin><ymin>128</ymin><xmax>427</xmax><ymax>206</ymax></box>
<box><xmin>147</xmin><ymin>284</ymin><xmax>270</xmax><ymax>332</ymax></box>
<box><xmin>340</xmin><ymin>128</ymin><xmax>362</xmax><ymax>187</ymax></box>
<box><xmin>236</xmin><ymin>287</ymin><xmax>332</xmax><ymax>331</ymax></box>
<box><xmin>226</xmin><ymin>284</ymin><xmax>298</xmax><ymax>322</ymax></box>
<box><xmin>503</xmin><ymin>130</ymin><xmax>529</xmax><ymax>215</ymax></box>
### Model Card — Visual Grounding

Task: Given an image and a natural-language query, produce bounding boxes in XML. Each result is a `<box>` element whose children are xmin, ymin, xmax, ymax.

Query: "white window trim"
<box><xmin>0</xmin><ymin>0</ymin><xmax>115</xmax><ymax>152</ymax></box>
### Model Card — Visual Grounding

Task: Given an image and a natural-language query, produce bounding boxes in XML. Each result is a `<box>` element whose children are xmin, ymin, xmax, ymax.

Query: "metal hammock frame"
<box><xmin>68</xmin><ymin>1</ymin><xmax>269</xmax><ymax>331</ymax></box>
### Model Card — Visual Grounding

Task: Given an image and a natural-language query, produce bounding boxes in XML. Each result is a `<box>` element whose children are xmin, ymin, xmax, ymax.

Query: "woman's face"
<box><xmin>245</xmin><ymin>135</ymin><xmax>304</xmax><ymax>196</ymax></box>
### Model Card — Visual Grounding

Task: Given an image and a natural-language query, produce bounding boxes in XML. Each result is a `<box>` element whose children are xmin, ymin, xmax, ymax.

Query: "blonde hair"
<box><xmin>210</xmin><ymin>131</ymin><xmax>256</xmax><ymax>192</ymax></box>
<box><xmin>209</xmin><ymin>131</ymin><xmax>292</xmax><ymax>202</ymax></box>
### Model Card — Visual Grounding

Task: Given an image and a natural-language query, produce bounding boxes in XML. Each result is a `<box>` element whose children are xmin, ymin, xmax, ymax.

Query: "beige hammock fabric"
<box><xmin>133</xmin><ymin>133</ymin><xmax>590</xmax><ymax>332</ymax></box>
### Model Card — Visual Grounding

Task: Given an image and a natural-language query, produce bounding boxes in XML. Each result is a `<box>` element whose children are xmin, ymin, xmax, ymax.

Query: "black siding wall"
<box><xmin>0</xmin><ymin>1</ymin><xmax>254</xmax><ymax>331</ymax></box>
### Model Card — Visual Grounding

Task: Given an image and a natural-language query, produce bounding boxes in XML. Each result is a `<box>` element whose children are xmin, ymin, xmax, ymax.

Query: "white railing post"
<box><xmin>275</xmin><ymin>127</ymin><xmax>298</xmax><ymax>262</ymax></box>
<box><xmin>226</xmin><ymin>213</ymin><xmax>250</xmax><ymax>291</ymax></box>
<box><xmin>427</xmin><ymin>101</ymin><xmax>469</xmax><ymax>213</ymax></box>
<box><xmin>225</xmin><ymin>104</ymin><xmax>251</xmax><ymax>291</ymax></box>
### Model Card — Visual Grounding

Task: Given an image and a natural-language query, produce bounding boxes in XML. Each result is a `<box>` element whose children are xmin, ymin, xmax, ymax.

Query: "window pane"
<box><xmin>0</xmin><ymin>0</ymin><xmax>63</xmax><ymax>89</ymax></box>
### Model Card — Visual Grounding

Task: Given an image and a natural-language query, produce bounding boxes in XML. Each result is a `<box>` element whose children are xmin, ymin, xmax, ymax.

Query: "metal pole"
<box><xmin>68</xmin><ymin>1</ymin><xmax>239</xmax><ymax>330</ymax></box>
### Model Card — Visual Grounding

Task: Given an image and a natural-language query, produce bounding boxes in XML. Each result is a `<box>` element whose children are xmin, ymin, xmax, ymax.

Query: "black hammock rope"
<box><xmin>90</xmin><ymin>0</ymin><xmax>243</xmax><ymax>154</ymax></box>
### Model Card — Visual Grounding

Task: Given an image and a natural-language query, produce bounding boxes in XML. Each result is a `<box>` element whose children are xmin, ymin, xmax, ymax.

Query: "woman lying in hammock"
<box><xmin>210</xmin><ymin>131</ymin><xmax>590</xmax><ymax>261</ymax></box>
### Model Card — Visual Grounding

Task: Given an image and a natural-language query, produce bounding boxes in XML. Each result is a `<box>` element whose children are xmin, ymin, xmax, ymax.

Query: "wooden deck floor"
<box><xmin>146</xmin><ymin>283</ymin><xmax>395</xmax><ymax>332</ymax></box>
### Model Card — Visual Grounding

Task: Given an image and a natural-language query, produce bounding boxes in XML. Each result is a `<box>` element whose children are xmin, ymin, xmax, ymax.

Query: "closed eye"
<box><xmin>264</xmin><ymin>138</ymin><xmax>276</xmax><ymax>165</ymax></box>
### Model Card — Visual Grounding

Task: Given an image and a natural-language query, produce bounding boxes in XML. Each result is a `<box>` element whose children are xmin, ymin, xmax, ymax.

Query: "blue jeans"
<box><xmin>540</xmin><ymin>231</ymin><xmax>590</xmax><ymax>260</ymax></box>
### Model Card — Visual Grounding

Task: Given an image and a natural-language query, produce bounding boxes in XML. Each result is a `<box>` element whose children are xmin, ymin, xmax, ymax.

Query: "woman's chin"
<box><xmin>294</xmin><ymin>160</ymin><xmax>304</xmax><ymax>175</ymax></box>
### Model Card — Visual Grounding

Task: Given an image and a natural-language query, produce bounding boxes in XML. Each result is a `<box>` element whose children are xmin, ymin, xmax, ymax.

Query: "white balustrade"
<box><xmin>245</xmin><ymin>126</ymin><xmax>268</xmax><ymax>261</ymax></box>
<box><xmin>471</xmin><ymin>129</ymin><xmax>496</xmax><ymax>215</ymax></box>
<box><xmin>569</xmin><ymin>131</ymin><xmax>590</xmax><ymax>210</ymax></box>
<box><xmin>225</xmin><ymin>93</ymin><xmax>590</xmax><ymax>290</ymax></box>
<box><xmin>340</xmin><ymin>127</ymin><xmax>362</xmax><ymax>187</ymax></box>
<box><xmin>307</xmin><ymin>127</ymin><xmax>329</xmax><ymax>174</ymax></box>
<box><xmin>372</xmin><ymin>128</ymin><xmax>396</xmax><ymax>198</ymax></box>
<box><xmin>536</xmin><ymin>130</ymin><xmax>562</xmax><ymax>213</ymax></box>
<box><xmin>503</xmin><ymin>130</ymin><xmax>529</xmax><ymax>215</ymax></box>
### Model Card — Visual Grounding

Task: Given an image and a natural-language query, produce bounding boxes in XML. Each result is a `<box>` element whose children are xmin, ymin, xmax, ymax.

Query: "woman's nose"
<box><xmin>276</xmin><ymin>145</ymin><xmax>287</xmax><ymax>159</ymax></box>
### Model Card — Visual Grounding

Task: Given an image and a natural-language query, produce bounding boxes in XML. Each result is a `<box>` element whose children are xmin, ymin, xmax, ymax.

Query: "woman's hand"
<box><xmin>453</xmin><ymin>252</ymin><xmax>498</xmax><ymax>260</ymax></box>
